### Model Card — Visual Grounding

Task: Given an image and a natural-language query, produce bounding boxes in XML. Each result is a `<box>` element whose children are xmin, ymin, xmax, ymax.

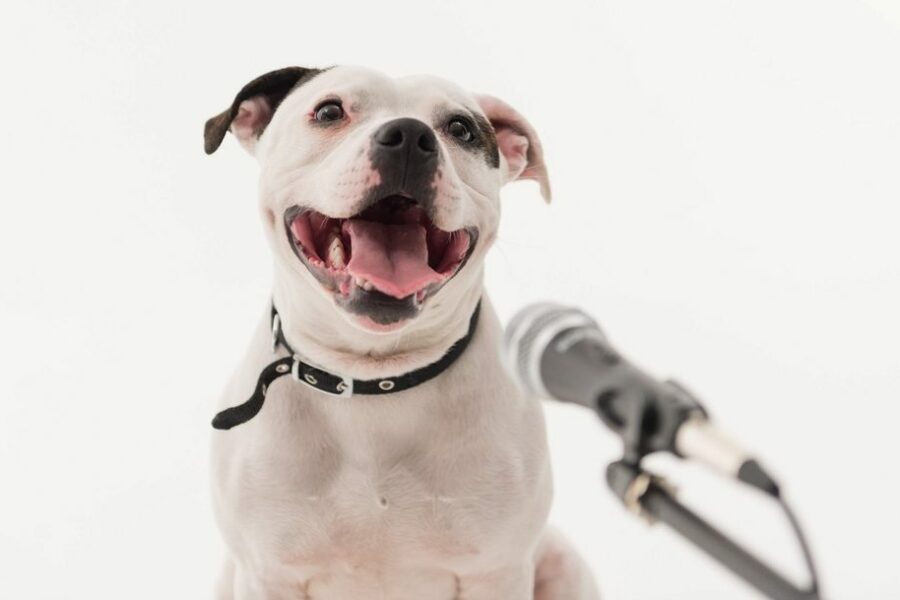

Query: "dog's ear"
<box><xmin>204</xmin><ymin>66</ymin><xmax>322</xmax><ymax>155</ymax></box>
<box><xmin>475</xmin><ymin>94</ymin><xmax>551</xmax><ymax>202</ymax></box>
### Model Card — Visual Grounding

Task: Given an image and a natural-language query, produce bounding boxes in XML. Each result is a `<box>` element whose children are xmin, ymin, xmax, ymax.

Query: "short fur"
<box><xmin>207</xmin><ymin>65</ymin><xmax>599</xmax><ymax>599</ymax></box>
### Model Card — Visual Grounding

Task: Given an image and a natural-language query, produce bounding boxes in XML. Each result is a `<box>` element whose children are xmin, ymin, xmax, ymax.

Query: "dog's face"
<box><xmin>206</xmin><ymin>66</ymin><xmax>550</xmax><ymax>333</ymax></box>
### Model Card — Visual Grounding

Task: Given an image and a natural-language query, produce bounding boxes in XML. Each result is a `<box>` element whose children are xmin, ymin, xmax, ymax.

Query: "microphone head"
<box><xmin>502</xmin><ymin>302</ymin><xmax>600</xmax><ymax>398</ymax></box>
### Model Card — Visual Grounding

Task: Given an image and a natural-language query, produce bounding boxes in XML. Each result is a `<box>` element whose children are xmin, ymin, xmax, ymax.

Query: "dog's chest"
<box><xmin>220</xmin><ymin>381</ymin><xmax>543</xmax><ymax>572</ymax></box>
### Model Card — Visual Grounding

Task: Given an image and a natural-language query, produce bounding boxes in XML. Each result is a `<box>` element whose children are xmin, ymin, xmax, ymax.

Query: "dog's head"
<box><xmin>205</xmin><ymin>66</ymin><xmax>549</xmax><ymax>333</ymax></box>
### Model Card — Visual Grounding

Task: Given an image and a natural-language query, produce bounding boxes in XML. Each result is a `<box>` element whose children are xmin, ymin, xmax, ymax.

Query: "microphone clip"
<box><xmin>599</xmin><ymin>378</ymin><xmax>706</xmax><ymax>466</ymax></box>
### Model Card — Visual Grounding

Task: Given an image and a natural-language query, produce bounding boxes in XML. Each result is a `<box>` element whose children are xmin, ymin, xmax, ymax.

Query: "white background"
<box><xmin>1</xmin><ymin>1</ymin><xmax>898</xmax><ymax>598</ymax></box>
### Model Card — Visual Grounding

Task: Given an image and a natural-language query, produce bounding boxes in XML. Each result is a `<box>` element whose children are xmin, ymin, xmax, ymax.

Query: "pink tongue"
<box><xmin>344</xmin><ymin>220</ymin><xmax>443</xmax><ymax>299</ymax></box>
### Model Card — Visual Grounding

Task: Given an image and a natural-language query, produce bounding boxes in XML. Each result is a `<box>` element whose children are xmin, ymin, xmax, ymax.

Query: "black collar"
<box><xmin>212</xmin><ymin>301</ymin><xmax>482</xmax><ymax>430</ymax></box>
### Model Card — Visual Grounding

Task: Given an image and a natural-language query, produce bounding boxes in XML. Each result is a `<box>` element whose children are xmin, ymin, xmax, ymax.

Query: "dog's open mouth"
<box><xmin>285</xmin><ymin>196</ymin><xmax>477</xmax><ymax>326</ymax></box>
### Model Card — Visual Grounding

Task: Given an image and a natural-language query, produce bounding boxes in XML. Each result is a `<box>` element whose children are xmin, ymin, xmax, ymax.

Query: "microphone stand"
<box><xmin>603</xmin><ymin>385</ymin><xmax>822</xmax><ymax>600</ymax></box>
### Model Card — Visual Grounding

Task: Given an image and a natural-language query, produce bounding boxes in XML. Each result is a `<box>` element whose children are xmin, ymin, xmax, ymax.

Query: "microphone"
<box><xmin>502</xmin><ymin>303</ymin><xmax>780</xmax><ymax>497</ymax></box>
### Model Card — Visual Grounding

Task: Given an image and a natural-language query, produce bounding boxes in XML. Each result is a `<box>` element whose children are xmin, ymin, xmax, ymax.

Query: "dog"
<box><xmin>205</xmin><ymin>65</ymin><xmax>600</xmax><ymax>600</ymax></box>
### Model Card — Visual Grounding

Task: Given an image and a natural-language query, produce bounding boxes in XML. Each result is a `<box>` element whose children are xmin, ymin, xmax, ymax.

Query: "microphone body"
<box><xmin>504</xmin><ymin>303</ymin><xmax>778</xmax><ymax>496</ymax></box>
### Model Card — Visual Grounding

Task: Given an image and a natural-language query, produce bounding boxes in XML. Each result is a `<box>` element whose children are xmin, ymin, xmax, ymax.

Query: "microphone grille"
<box><xmin>503</xmin><ymin>303</ymin><xmax>597</xmax><ymax>397</ymax></box>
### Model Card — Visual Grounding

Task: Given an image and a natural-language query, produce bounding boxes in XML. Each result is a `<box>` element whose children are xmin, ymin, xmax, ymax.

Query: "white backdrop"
<box><xmin>1</xmin><ymin>1</ymin><xmax>899</xmax><ymax>598</ymax></box>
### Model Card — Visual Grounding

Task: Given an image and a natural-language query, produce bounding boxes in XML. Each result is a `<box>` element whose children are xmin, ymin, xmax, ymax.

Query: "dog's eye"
<box><xmin>315</xmin><ymin>102</ymin><xmax>344</xmax><ymax>122</ymax></box>
<box><xmin>447</xmin><ymin>118</ymin><xmax>473</xmax><ymax>142</ymax></box>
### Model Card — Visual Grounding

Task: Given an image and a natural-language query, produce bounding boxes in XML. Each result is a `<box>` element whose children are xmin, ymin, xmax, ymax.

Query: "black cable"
<box><xmin>777</xmin><ymin>494</ymin><xmax>820</xmax><ymax>595</ymax></box>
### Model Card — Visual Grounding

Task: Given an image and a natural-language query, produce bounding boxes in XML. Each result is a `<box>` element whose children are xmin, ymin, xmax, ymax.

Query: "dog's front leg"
<box><xmin>456</xmin><ymin>563</ymin><xmax>534</xmax><ymax>600</ymax></box>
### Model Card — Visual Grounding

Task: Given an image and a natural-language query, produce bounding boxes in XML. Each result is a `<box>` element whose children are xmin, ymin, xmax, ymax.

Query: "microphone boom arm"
<box><xmin>598</xmin><ymin>379</ymin><xmax>821</xmax><ymax>599</ymax></box>
<box><xmin>601</xmin><ymin>380</ymin><xmax>821</xmax><ymax>599</ymax></box>
<box><xmin>606</xmin><ymin>460</ymin><xmax>820</xmax><ymax>600</ymax></box>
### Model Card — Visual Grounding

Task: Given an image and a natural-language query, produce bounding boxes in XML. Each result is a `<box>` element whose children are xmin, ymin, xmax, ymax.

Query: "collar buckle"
<box><xmin>333</xmin><ymin>377</ymin><xmax>354</xmax><ymax>397</ymax></box>
<box><xmin>291</xmin><ymin>354</ymin><xmax>354</xmax><ymax>398</ymax></box>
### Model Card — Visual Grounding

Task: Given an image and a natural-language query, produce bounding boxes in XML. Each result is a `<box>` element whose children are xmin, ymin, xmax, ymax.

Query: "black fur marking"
<box><xmin>471</xmin><ymin>112</ymin><xmax>500</xmax><ymax>169</ymax></box>
<box><xmin>431</xmin><ymin>107</ymin><xmax>500</xmax><ymax>170</ymax></box>
<box><xmin>204</xmin><ymin>66</ymin><xmax>327</xmax><ymax>154</ymax></box>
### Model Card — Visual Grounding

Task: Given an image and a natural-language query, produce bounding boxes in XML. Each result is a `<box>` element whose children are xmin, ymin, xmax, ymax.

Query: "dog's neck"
<box><xmin>271</xmin><ymin>265</ymin><xmax>485</xmax><ymax>380</ymax></box>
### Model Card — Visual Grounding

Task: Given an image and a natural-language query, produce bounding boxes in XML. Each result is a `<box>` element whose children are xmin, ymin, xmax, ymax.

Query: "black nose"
<box><xmin>373</xmin><ymin>118</ymin><xmax>438</xmax><ymax>159</ymax></box>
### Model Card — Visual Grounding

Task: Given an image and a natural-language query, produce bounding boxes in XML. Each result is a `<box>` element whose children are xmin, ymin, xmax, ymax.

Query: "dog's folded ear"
<box><xmin>204</xmin><ymin>66</ymin><xmax>322</xmax><ymax>155</ymax></box>
<box><xmin>475</xmin><ymin>94</ymin><xmax>551</xmax><ymax>203</ymax></box>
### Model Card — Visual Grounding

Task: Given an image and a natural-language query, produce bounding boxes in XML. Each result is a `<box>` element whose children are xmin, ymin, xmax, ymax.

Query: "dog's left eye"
<box><xmin>315</xmin><ymin>102</ymin><xmax>344</xmax><ymax>122</ymax></box>
<box><xmin>447</xmin><ymin>118</ymin><xmax>474</xmax><ymax>142</ymax></box>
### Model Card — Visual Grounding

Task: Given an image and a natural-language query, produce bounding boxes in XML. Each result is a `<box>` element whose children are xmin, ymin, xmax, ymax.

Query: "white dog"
<box><xmin>205</xmin><ymin>65</ymin><xmax>599</xmax><ymax>600</ymax></box>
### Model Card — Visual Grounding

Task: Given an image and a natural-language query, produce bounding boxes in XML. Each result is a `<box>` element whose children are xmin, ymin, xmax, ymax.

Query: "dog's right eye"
<box><xmin>315</xmin><ymin>102</ymin><xmax>344</xmax><ymax>122</ymax></box>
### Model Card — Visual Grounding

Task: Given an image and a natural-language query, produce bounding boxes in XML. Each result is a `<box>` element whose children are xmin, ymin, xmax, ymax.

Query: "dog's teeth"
<box><xmin>354</xmin><ymin>277</ymin><xmax>373</xmax><ymax>291</ymax></box>
<box><xmin>326</xmin><ymin>232</ymin><xmax>345</xmax><ymax>269</ymax></box>
<box><xmin>411</xmin><ymin>290</ymin><xmax>426</xmax><ymax>309</ymax></box>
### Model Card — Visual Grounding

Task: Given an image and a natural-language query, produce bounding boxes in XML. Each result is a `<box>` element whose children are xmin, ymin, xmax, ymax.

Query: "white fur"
<box><xmin>210</xmin><ymin>66</ymin><xmax>599</xmax><ymax>599</ymax></box>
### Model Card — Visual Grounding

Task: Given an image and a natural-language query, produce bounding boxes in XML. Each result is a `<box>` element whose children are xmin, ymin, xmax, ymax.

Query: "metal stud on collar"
<box><xmin>378</xmin><ymin>380</ymin><xmax>395</xmax><ymax>391</ymax></box>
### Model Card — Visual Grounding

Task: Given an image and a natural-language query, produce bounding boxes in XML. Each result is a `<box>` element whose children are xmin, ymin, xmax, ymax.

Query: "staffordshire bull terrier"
<box><xmin>205</xmin><ymin>65</ymin><xmax>599</xmax><ymax>600</ymax></box>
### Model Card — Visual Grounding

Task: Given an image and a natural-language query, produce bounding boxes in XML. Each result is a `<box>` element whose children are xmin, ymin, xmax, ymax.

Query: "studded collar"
<box><xmin>212</xmin><ymin>300</ymin><xmax>482</xmax><ymax>430</ymax></box>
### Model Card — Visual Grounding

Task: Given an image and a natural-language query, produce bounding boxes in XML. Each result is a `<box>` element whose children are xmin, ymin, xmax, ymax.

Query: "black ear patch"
<box><xmin>203</xmin><ymin>66</ymin><xmax>324</xmax><ymax>155</ymax></box>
